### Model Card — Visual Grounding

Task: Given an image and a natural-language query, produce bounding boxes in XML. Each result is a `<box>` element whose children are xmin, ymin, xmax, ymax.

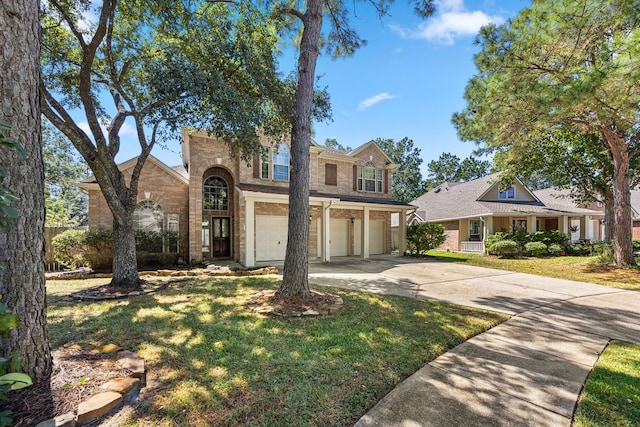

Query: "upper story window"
<box><xmin>203</xmin><ymin>176</ymin><xmax>228</xmax><ymax>211</ymax></box>
<box><xmin>260</xmin><ymin>147</ymin><xmax>269</xmax><ymax>179</ymax></box>
<box><xmin>357</xmin><ymin>162</ymin><xmax>383</xmax><ymax>193</ymax></box>
<box><xmin>273</xmin><ymin>143</ymin><xmax>290</xmax><ymax>181</ymax></box>
<box><xmin>499</xmin><ymin>186</ymin><xmax>515</xmax><ymax>199</ymax></box>
<box><xmin>133</xmin><ymin>200</ymin><xmax>163</xmax><ymax>232</ymax></box>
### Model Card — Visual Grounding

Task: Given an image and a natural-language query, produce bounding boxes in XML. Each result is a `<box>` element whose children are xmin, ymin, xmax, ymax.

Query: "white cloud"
<box><xmin>357</xmin><ymin>93</ymin><xmax>397</xmax><ymax>111</ymax></box>
<box><xmin>394</xmin><ymin>0</ymin><xmax>505</xmax><ymax>45</ymax></box>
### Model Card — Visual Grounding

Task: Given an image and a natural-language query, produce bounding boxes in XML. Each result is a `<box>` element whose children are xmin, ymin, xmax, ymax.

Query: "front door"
<box><xmin>212</xmin><ymin>217</ymin><xmax>231</xmax><ymax>257</ymax></box>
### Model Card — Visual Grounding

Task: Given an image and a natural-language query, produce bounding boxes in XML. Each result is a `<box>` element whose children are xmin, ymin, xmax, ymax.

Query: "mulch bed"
<box><xmin>4</xmin><ymin>347</ymin><xmax>131</xmax><ymax>426</ymax></box>
<box><xmin>246</xmin><ymin>289</ymin><xmax>345</xmax><ymax>316</ymax></box>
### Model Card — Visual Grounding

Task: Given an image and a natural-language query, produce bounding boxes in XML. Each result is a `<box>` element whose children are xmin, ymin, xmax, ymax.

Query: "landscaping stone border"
<box><xmin>35</xmin><ymin>346</ymin><xmax>146</xmax><ymax>427</ymax></box>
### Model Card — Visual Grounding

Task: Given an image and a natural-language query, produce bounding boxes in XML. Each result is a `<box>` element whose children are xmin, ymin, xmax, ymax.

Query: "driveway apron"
<box><xmin>307</xmin><ymin>255</ymin><xmax>640</xmax><ymax>427</ymax></box>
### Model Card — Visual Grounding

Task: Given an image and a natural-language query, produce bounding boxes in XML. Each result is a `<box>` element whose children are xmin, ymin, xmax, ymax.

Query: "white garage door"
<box><xmin>256</xmin><ymin>216</ymin><xmax>288</xmax><ymax>261</ymax></box>
<box><xmin>354</xmin><ymin>219</ymin><xmax>385</xmax><ymax>255</ymax></box>
<box><xmin>330</xmin><ymin>219</ymin><xmax>349</xmax><ymax>256</ymax></box>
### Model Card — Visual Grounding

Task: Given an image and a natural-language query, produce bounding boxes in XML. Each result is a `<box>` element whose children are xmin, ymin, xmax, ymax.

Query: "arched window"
<box><xmin>133</xmin><ymin>200</ymin><xmax>163</xmax><ymax>232</ymax></box>
<box><xmin>203</xmin><ymin>176</ymin><xmax>228</xmax><ymax>211</ymax></box>
<box><xmin>272</xmin><ymin>143</ymin><xmax>290</xmax><ymax>181</ymax></box>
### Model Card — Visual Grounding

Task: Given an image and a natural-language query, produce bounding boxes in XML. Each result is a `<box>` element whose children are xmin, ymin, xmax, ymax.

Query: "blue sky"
<box><xmin>100</xmin><ymin>0</ymin><xmax>529</xmax><ymax>176</ymax></box>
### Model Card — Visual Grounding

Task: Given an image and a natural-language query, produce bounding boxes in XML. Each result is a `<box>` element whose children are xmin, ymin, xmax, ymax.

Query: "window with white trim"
<box><xmin>203</xmin><ymin>176</ymin><xmax>228</xmax><ymax>211</ymax></box>
<box><xmin>499</xmin><ymin>186</ymin><xmax>515</xmax><ymax>199</ymax></box>
<box><xmin>273</xmin><ymin>143</ymin><xmax>290</xmax><ymax>181</ymax></box>
<box><xmin>358</xmin><ymin>162</ymin><xmax>383</xmax><ymax>193</ymax></box>
<box><xmin>133</xmin><ymin>200</ymin><xmax>163</xmax><ymax>232</ymax></box>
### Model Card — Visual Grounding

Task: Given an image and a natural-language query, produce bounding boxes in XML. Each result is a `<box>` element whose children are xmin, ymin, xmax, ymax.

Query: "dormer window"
<box><xmin>499</xmin><ymin>186</ymin><xmax>515</xmax><ymax>199</ymax></box>
<box><xmin>357</xmin><ymin>161</ymin><xmax>384</xmax><ymax>193</ymax></box>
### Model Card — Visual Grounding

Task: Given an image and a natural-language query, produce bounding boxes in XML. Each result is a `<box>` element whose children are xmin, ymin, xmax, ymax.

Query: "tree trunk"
<box><xmin>277</xmin><ymin>0</ymin><xmax>323</xmax><ymax>298</ymax></box>
<box><xmin>602</xmin><ymin>187</ymin><xmax>614</xmax><ymax>243</ymax></box>
<box><xmin>111</xmin><ymin>215</ymin><xmax>141</xmax><ymax>289</ymax></box>
<box><xmin>603</xmin><ymin>129</ymin><xmax>635</xmax><ymax>265</ymax></box>
<box><xmin>0</xmin><ymin>0</ymin><xmax>52</xmax><ymax>383</ymax></box>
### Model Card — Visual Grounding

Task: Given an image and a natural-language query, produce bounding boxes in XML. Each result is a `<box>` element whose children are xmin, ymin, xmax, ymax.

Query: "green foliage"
<box><xmin>0</xmin><ymin>295</ymin><xmax>32</xmax><ymax>423</ymax></box>
<box><xmin>547</xmin><ymin>244</ymin><xmax>564</xmax><ymax>257</ymax></box>
<box><xmin>591</xmin><ymin>241</ymin><xmax>615</xmax><ymax>264</ymax></box>
<box><xmin>453</xmin><ymin>0</ymin><xmax>640</xmax><ymax>265</ymax></box>
<box><xmin>43</xmin><ymin>120</ymin><xmax>88</xmax><ymax>227</ymax></box>
<box><xmin>55</xmin><ymin>228</ymin><xmax>180</xmax><ymax>270</ymax></box>
<box><xmin>485</xmin><ymin>231</ymin><xmax>508</xmax><ymax>251</ymax></box>
<box><xmin>489</xmin><ymin>240</ymin><xmax>518</xmax><ymax>258</ymax></box>
<box><xmin>373</xmin><ymin>137</ymin><xmax>425</xmax><ymax>203</ymax></box>
<box><xmin>406</xmin><ymin>222</ymin><xmax>447</xmax><ymax>255</ymax></box>
<box><xmin>566</xmin><ymin>243</ymin><xmax>592</xmax><ymax>257</ymax></box>
<box><xmin>423</xmin><ymin>152</ymin><xmax>491</xmax><ymax>191</ymax></box>
<box><xmin>487</xmin><ymin>230</ymin><xmax>569</xmax><ymax>255</ymax></box>
<box><xmin>52</xmin><ymin>229</ymin><xmax>87</xmax><ymax>269</ymax></box>
<box><xmin>633</xmin><ymin>239</ymin><xmax>640</xmax><ymax>252</ymax></box>
<box><xmin>0</xmin><ymin>120</ymin><xmax>26</xmax><ymax>231</ymax></box>
<box><xmin>524</xmin><ymin>241</ymin><xmax>548</xmax><ymax>257</ymax></box>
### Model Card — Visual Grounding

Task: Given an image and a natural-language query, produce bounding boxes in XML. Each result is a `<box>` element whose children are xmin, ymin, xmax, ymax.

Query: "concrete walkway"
<box><xmin>306</xmin><ymin>255</ymin><xmax>640</xmax><ymax>427</ymax></box>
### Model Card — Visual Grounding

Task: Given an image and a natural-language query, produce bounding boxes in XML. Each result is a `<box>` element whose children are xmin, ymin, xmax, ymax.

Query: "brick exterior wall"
<box><xmin>85</xmin><ymin>132</ymin><xmax>401</xmax><ymax>265</ymax></box>
<box><xmin>438</xmin><ymin>221</ymin><xmax>460</xmax><ymax>252</ymax></box>
<box><xmin>86</xmin><ymin>159</ymin><xmax>189</xmax><ymax>256</ymax></box>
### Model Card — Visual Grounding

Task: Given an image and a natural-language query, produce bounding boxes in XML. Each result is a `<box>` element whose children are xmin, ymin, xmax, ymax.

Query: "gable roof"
<box><xmin>348</xmin><ymin>140</ymin><xmax>394</xmax><ymax>164</ymax></box>
<box><xmin>76</xmin><ymin>155</ymin><xmax>189</xmax><ymax>190</ymax></box>
<box><xmin>411</xmin><ymin>173</ymin><xmax>601</xmax><ymax>222</ymax></box>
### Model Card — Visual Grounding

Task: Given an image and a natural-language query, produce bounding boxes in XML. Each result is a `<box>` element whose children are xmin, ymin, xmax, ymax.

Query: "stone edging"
<box><xmin>47</xmin><ymin>266</ymin><xmax>279</xmax><ymax>281</ymax></box>
<box><xmin>245</xmin><ymin>291</ymin><xmax>345</xmax><ymax>317</ymax></box>
<box><xmin>35</xmin><ymin>348</ymin><xmax>146</xmax><ymax>427</ymax></box>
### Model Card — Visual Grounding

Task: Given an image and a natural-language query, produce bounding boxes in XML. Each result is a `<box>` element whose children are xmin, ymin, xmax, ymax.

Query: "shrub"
<box><xmin>52</xmin><ymin>229</ymin><xmax>87</xmax><ymax>269</ymax></box>
<box><xmin>406</xmin><ymin>222</ymin><xmax>447</xmax><ymax>255</ymax></box>
<box><xmin>135</xmin><ymin>230</ymin><xmax>163</xmax><ymax>253</ymax></box>
<box><xmin>547</xmin><ymin>244</ymin><xmax>564</xmax><ymax>256</ymax></box>
<box><xmin>489</xmin><ymin>240</ymin><xmax>518</xmax><ymax>257</ymax></box>
<box><xmin>83</xmin><ymin>228</ymin><xmax>113</xmax><ymax>271</ymax></box>
<box><xmin>524</xmin><ymin>241</ymin><xmax>547</xmax><ymax>257</ymax></box>
<box><xmin>592</xmin><ymin>242</ymin><xmax>614</xmax><ymax>264</ymax></box>
<box><xmin>485</xmin><ymin>232</ymin><xmax>509</xmax><ymax>252</ymax></box>
<box><xmin>565</xmin><ymin>243</ymin><xmax>592</xmax><ymax>256</ymax></box>
<box><xmin>633</xmin><ymin>239</ymin><xmax>640</xmax><ymax>252</ymax></box>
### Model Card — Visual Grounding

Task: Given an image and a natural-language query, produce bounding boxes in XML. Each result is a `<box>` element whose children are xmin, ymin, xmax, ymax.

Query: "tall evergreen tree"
<box><xmin>453</xmin><ymin>0</ymin><xmax>640</xmax><ymax>265</ymax></box>
<box><xmin>0</xmin><ymin>0</ymin><xmax>52</xmax><ymax>383</ymax></box>
<box><xmin>374</xmin><ymin>137</ymin><xmax>424</xmax><ymax>203</ymax></box>
<box><xmin>275</xmin><ymin>0</ymin><xmax>437</xmax><ymax>298</ymax></box>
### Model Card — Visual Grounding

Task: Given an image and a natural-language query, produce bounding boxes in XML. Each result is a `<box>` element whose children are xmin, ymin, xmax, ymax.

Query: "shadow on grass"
<box><xmin>47</xmin><ymin>276</ymin><xmax>506</xmax><ymax>426</ymax></box>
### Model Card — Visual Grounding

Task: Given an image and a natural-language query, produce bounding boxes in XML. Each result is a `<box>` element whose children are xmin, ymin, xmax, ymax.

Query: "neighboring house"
<box><xmin>632</xmin><ymin>188</ymin><xmax>640</xmax><ymax>239</ymax></box>
<box><xmin>77</xmin><ymin>131</ymin><xmax>413</xmax><ymax>267</ymax></box>
<box><xmin>409</xmin><ymin>173</ymin><xmax>604</xmax><ymax>253</ymax></box>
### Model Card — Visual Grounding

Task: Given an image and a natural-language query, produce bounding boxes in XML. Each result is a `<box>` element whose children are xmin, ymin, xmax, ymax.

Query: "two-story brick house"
<box><xmin>78</xmin><ymin>130</ymin><xmax>413</xmax><ymax>267</ymax></box>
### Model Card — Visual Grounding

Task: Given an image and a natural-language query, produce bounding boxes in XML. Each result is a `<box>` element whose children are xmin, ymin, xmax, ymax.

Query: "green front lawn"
<box><xmin>47</xmin><ymin>277</ymin><xmax>507</xmax><ymax>426</ymax></box>
<box><xmin>426</xmin><ymin>251</ymin><xmax>640</xmax><ymax>290</ymax></box>
<box><xmin>574</xmin><ymin>341</ymin><xmax>640</xmax><ymax>427</ymax></box>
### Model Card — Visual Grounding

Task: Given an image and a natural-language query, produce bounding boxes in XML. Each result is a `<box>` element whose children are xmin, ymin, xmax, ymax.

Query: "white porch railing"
<box><xmin>461</xmin><ymin>241</ymin><xmax>485</xmax><ymax>253</ymax></box>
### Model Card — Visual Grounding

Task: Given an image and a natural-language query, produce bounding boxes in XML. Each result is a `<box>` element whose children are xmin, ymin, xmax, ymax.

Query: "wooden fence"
<box><xmin>44</xmin><ymin>226</ymin><xmax>86</xmax><ymax>271</ymax></box>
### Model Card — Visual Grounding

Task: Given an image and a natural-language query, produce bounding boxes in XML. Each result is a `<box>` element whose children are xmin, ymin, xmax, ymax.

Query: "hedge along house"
<box><xmin>77</xmin><ymin>130</ymin><xmax>414</xmax><ymax>267</ymax></box>
<box><xmin>409</xmin><ymin>173</ymin><xmax>604</xmax><ymax>253</ymax></box>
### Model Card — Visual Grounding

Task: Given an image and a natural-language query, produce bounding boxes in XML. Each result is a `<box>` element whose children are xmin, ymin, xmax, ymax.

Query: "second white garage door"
<box><xmin>354</xmin><ymin>219</ymin><xmax>385</xmax><ymax>255</ymax></box>
<box><xmin>256</xmin><ymin>216</ymin><xmax>288</xmax><ymax>261</ymax></box>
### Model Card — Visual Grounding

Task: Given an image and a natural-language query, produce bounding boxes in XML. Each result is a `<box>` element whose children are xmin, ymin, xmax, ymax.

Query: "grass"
<box><xmin>426</xmin><ymin>251</ymin><xmax>640</xmax><ymax>290</ymax></box>
<box><xmin>574</xmin><ymin>341</ymin><xmax>640</xmax><ymax>427</ymax></box>
<box><xmin>46</xmin><ymin>276</ymin><xmax>507</xmax><ymax>426</ymax></box>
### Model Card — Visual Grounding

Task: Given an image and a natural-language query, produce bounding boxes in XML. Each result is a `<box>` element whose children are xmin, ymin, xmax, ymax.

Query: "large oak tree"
<box><xmin>0</xmin><ymin>0</ymin><xmax>52</xmax><ymax>383</ymax></box>
<box><xmin>41</xmin><ymin>0</ymin><xmax>289</xmax><ymax>288</ymax></box>
<box><xmin>453</xmin><ymin>0</ymin><xmax>640</xmax><ymax>265</ymax></box>
<box><xmin>276</xmin><ymin>0</ymin><xmax>437</xmax><ymax>298</ymax></box>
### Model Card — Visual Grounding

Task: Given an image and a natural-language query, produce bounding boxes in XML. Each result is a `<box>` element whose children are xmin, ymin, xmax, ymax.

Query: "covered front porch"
<box><xmin>457</xmin><ymin>214</ymin><xmax>604</xmax><ymax>254</ymax></box>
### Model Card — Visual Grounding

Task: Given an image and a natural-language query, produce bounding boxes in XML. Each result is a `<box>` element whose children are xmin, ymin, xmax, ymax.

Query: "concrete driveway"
<box><xmin>306</xmin><ymin>255</ymin><xmax>640</xmax><ymax>426</ymax></box>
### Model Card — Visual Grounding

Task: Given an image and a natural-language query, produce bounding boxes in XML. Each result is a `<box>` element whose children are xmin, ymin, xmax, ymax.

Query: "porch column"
<box><xmin>399</xmin><ymin>209</ymin><xmax>407</xmax><ymax>255</ymax></box>
<box><xmin>322</xmin><ymin>202</ymin><xmax>331</xmax><ymax>262</ymax></box>
<box><xmin>528</xmin><ymin>216</ymin><xmax>537</xmax><ymax>233</ymax></box>
<box><xmin>560</xmin><ymin>216</ymin><xmax>569</xmax><ymax>234</ymax></box>
<box><xmin>579</xmin><ymin>216</ymin><xmax>587</xmax><ymax>240</ymax></box>
<box><xmin>361</xmin><ymin>206</ymin><xmax>370</xmax><ymax>259</ymax></box>
<box><xmin>245</xmin><ymin>198</ymin><xmax>255</xmax><ymax>267</ymax></box>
